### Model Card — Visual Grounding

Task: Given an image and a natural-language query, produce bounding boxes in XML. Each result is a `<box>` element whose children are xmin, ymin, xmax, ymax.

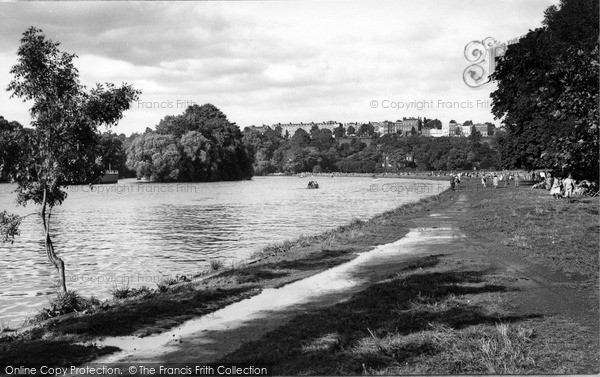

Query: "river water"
<box><xmin>0</xmin><ymin>176</ymin><xmax>445</xmax><ymax>327</ymax></box>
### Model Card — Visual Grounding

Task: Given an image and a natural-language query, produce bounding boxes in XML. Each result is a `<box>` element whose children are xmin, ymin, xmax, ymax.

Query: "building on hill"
<box><xmin>267</xmin><ymin>118</ymin><xmax>493</xmax><ymax>139</ymax></box>
<box><xmin>400</xmin><ymin>117</ymin><xmax>419</xmax><ymax>134</ymax></box>
<box><xmin>274</xmin><ymin>121</ymin><xmax>341</xmax><ymax>137</ymax></box>
<box><xmin>473</xmin><ymin>123</ymin><xmax>495</xmax><ymax>137</ymax></box>
<box><xmin>459</xmin><ymin>124</ymin><xmax>472</xmax><ymax>137</ymax></box>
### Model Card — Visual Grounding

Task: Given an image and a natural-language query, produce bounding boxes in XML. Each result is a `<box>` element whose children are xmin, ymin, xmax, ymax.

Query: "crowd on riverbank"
<box><xmin>291</xmin><ymin>170</ymin><xmax>598</xmax><ymax>197</ymax></box>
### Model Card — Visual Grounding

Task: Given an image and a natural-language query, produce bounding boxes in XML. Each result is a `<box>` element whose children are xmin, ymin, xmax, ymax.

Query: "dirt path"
<box><xmin>92</xmin><ymin>197</ymin><xmax>467</xmax><ymax>364</ymax></box>
<box><xmin>89</xmin><ymin>191</ymin><xmax>598</xmax><ymax>370</ymax></box>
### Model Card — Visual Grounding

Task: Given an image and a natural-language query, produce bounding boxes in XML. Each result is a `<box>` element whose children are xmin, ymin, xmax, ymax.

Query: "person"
<box><xmin>492</xmin><ymin>174</ymin><xmax>499</xmax><ymax>189</ymax></box>
<box><xmin>450</xmin><ymin>175</ymin><xmax>456</xmax><ymax>191</ymax></box>
<box><xmin>562</xmin><ymin>174</ymin><xmax>575</xmax><ymax>201</ymax></box>
<box><xmin>481</xmin><ymin>175</ymin><xmax>487</xmax><ymax>188</ymax></box>
<box><xmin>546</xmin><ymin>174</ymin><xmax>553</xmax><ymax>190</ymax></box>
<box><xmin>550</xmin><ymin>177</ymin><xmax>562</xmax><ymax>199</ymax></box>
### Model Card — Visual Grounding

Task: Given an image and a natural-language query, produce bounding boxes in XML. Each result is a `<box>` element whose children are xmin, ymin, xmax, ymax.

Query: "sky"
<box><xmin>0</xmin><ymin>0</ymin><xmax>557</xmax><ymax>135</ymax></box>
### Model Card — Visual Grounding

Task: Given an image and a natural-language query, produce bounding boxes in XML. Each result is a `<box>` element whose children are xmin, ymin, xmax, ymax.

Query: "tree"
<box><xmin>127</xmin><ymin>133</ymin><xmax>182</xmax><ymax>181</ymax></box>
<box><xmin>491</xmin><ymin>0</ymin><xmax>599</xmax><ymax>181</ymax></box>
<box><xmin>333</xmin><ymin>124</ymin><xmax>345</xmax><ymax>138</ymax></box>
<box><xmin>0</xmin><ymin>27</ymin><xmax>139</xmax><ymax>293</ymax></box>
<box><xmin>347</xmin><ymin>125</ymin><xmax>356</xmax><ymax>136</ymax></box>
<box><xmin>129</xmin><ymin>104</ymin><xmax>253</xmax><ymax>181</ymax></box>
<box><xmin>290</xmin><ymin>128</ymin><xmax>311</xmax><ymax>147</ymax></box>
<box><xmin>469</xmin><ymin>126</ymin><xmax>482</xmax><ymax>143</ymax></box>
<box><xmin>0</xmin><ymin>117</ymin><xmax>27</xmax><ymax>182</ymax></box>
<box><xmin>358</xmin><ymin>123</ymin><xmax>374</xmax><ymax>137</ymax></box>
<box><xmin>99</xmin><ymin>132</ymin><xmax>128</xmax><ymax>176</ymax></box>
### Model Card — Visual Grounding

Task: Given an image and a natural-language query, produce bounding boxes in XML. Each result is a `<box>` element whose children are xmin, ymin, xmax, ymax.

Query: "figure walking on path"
<box><xmin>492</xmin><ymin>174</ymin><xmax>499</xmax><ymax>189</ymax></box>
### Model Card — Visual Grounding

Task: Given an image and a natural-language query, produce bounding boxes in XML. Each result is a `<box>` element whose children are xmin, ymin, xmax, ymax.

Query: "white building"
<box><xmin>460</xmin><ymin>124</ymin><xmax>472</xmax><ymax>137</ymax></box>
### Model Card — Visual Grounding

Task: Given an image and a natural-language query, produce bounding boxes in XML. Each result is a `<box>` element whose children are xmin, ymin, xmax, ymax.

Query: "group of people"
<box><xmin>449</xmin><ymin>173</ymin><xmax>461</xmax><ymax>190</ymax></box>
<box><xmin>549</xmin><ymin>174</ymin><xmax>576</xmax><ymax>199</ymax></box>
<box><xmin>534</xmin><ymin>173</ymin><xmax>596</xmax><ymax>199</ymax></box>
<box><xmin>480</xmin><ymin>172</ymin><xmax>513</xmax><ymax>189</ymax></box>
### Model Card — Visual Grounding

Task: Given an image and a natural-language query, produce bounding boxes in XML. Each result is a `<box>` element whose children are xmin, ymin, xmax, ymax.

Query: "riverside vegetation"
<box><xmin>1</xmin><ymin>179</ymin><xmax>598</xmax><ymax>374</ymax></box>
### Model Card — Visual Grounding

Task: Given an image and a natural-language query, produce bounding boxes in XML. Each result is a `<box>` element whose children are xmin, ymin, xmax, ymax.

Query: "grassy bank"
<box><xmin>0</xmin><ymin>185</ymin><xmax>456</xmax><ymax>367</ymax></box>
<box><xmin>216</xmin><ymin>179</ymin><xmax>599</xmax><ymax>374</ymax></box>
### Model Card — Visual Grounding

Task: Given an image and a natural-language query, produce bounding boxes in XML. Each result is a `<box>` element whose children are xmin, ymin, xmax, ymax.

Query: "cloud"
<box><xmin>0</xmin><ymin>0</ymin><xmax>558</xmax><ymax>134</ymax></box>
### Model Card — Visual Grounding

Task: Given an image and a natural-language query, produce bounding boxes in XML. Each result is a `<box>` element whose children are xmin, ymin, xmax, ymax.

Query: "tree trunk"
<box><xmin>41</xmin><ymin>186</ymin><xmax>67</xmax><ymax>293</ymax></box>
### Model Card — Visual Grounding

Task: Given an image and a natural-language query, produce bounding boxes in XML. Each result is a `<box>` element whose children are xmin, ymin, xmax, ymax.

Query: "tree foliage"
<box><xmin>127</xmin><ymin>104</ymin><xmax>253</xmax><ymax>182</ymax></box>
<box><xmin>1</xmin><ymin>27</ymin><xmax>140</xmax><ymax>292</ymax></box>
<box><xmin>490</xmin><ymin>0</ymin><xmax>599</xmax><ymax>181</ymax></box>
<box><xmin>243</xmin><ymin>126</ymin><xmax>499</xmax><ymax>175</ymax></box>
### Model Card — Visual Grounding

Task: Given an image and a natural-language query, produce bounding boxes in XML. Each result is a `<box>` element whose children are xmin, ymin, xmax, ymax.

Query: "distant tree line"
<box><xmin>1</xmin><ymin>116</ymin><xmax>138</xmax><ymax>182</ymax></box>
<box><xmin>3</xmin><ymin>114</ymin><xmax>501</xmax><ymax>184</ymax></box>
<box><xmin>242</xmin><ymin>125</ymin><xmax>500</xmax><ymax>175</ymax></box>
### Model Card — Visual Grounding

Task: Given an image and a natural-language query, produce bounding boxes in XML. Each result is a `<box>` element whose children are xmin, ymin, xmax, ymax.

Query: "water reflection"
<box><xmin>0</xmin><ymin>176</ymin><xmax>445</xmax><ymax>327</ymax></box>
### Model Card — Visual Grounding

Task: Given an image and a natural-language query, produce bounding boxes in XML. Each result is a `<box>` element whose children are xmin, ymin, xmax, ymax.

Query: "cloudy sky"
<box><xmin>0</xmin><ymin>1</ymin><xmax>556</xmax><ymax>135</ymax></box>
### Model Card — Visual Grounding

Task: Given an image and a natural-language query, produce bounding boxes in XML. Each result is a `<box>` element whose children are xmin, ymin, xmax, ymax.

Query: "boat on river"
<box><xmin>307</xmin><ymin>181</ymin><xmax>319</xmax><ymax>189</ymax></box>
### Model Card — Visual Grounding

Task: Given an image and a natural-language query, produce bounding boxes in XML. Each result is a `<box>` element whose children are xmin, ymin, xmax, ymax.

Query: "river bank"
<box><xmin>0</xmin><ymin>176</ymin><xmax>439</xmax><ymax>328</ymax></box>
<box><xmin>0</xmin><ymin>181</ymin><xmax>454</xmax><ymax>367</ymax></box>
<box><xmin>1</xmin><ymin>178</ymin><xmax>597</xmax><ymax>373</ymax></box>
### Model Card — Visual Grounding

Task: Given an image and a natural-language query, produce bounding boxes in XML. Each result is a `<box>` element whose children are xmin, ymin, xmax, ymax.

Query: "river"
<box><xmin>0</xmin><ymin>176</ymin><xmax>446</xmax><ymax>327</ymax></box>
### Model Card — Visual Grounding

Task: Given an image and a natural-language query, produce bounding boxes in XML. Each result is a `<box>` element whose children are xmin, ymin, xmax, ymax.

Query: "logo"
<box><xmin>463</xmin><ymin>37</ymin><xmax>507</xmax><ymax>88</ymax></box>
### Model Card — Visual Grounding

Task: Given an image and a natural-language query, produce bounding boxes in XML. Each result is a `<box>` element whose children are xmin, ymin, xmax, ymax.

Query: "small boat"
<box><xmin>307</xmin><ymin>181</ymin><xmax>319</xmax><ymax>189</ymax></box>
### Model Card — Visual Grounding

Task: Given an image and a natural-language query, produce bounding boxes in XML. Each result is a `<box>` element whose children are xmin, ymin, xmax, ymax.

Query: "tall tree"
<box><xmin>0</xmin><ymin>27</ymin><xmax>139</xmax><ymax>293</ymax></box>
<box><xmin>128</xmin><ymin>104</ymin><xmax>253</xmax><ymax>181</ymax></box>
<box><xmin>490</xmin><ymin>0</ymin><xmax>599</xmax><ymax>181</ymax></box>
<box><xmin>333</xmin><ymin>124</ymin><xmax>346</xmax><ymax>138</ymax></box>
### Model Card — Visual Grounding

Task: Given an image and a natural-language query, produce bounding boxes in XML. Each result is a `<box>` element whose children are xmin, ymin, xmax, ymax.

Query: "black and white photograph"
<box><xmin>0</xmin><ymin>0</ymin><xmax>598</xmax><ymax>375</ymax></box>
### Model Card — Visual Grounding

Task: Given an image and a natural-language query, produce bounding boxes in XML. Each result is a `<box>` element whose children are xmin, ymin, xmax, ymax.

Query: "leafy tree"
<box><xmin>290</xmin><ymin>128</ymin><xmax>311</xmax><ymax>147</ymax></box>
<box><xmin>468</xmin><ymin>126</ymin><xmax>482</xmax><ymax>143</ymax></box>
<box><xmin>1</xmin><ymin>27</ymin><xmax>139</xmax><ymax>292</ymax></box>
<box><xmin>128</xmin><ymin>104</ymin><xmax>253</xmax><ymax>181</ymax></box>
<box><xmin>310</xmin><ymin>128</ymin><xmax>335</xmax><ymax>150</ymax></box>
<box><xmin>423</xmin><ymin>118</ymin><xmax>442</xmax><ymax>130</ymax></box>
<box><xmin>347</xmin><ymin>125</ymin><xmax>356</xmax><ymax>135</ymax></box>
<box><xmin>99</xmin><ymin>132</ymin><xmax>128</xmax><ymax>176</ymax></box>
<box><xmin>0</xmin><ymin>117</ymin><xmax>27</xmax><ymax>182</ymax></box>
<box><xmin>358</xmin><ymin>123</ymin><xmax>374</xmax><ymax>137</ymax></box>
<box><xmin>491</xmin><ymin>0</ymin><xmax>598</xmax><ymax>181</ymax></box>
<box><xmin>309</xmin><ymin>125</ymin><xmax>320</xmax><ymax>139</ymax></box>
<box><xmin>333</xmin><ymin>125</ymin><xmax>345</xmax><ymax>138</ymax></box>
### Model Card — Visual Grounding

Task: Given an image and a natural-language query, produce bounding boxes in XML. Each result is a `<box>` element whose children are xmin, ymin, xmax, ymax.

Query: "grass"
<box><xmin>218</xmin><ymin>250</ymin><xmax>597</xmax><ymax>374</ymax></box>
<box><xmin>458</xmin><ymin>181</ymin><xmax>599</xmax><ymax>281</ymax></box>
<box><xmin>210</xmin><ymin>259</ymin><xmax>225</xmax><ymax>271</ymax></box>
<box><xmin>216</xmin><ymin>254</ymin><xmax>544</xmax><ymax>374</ymax></box>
